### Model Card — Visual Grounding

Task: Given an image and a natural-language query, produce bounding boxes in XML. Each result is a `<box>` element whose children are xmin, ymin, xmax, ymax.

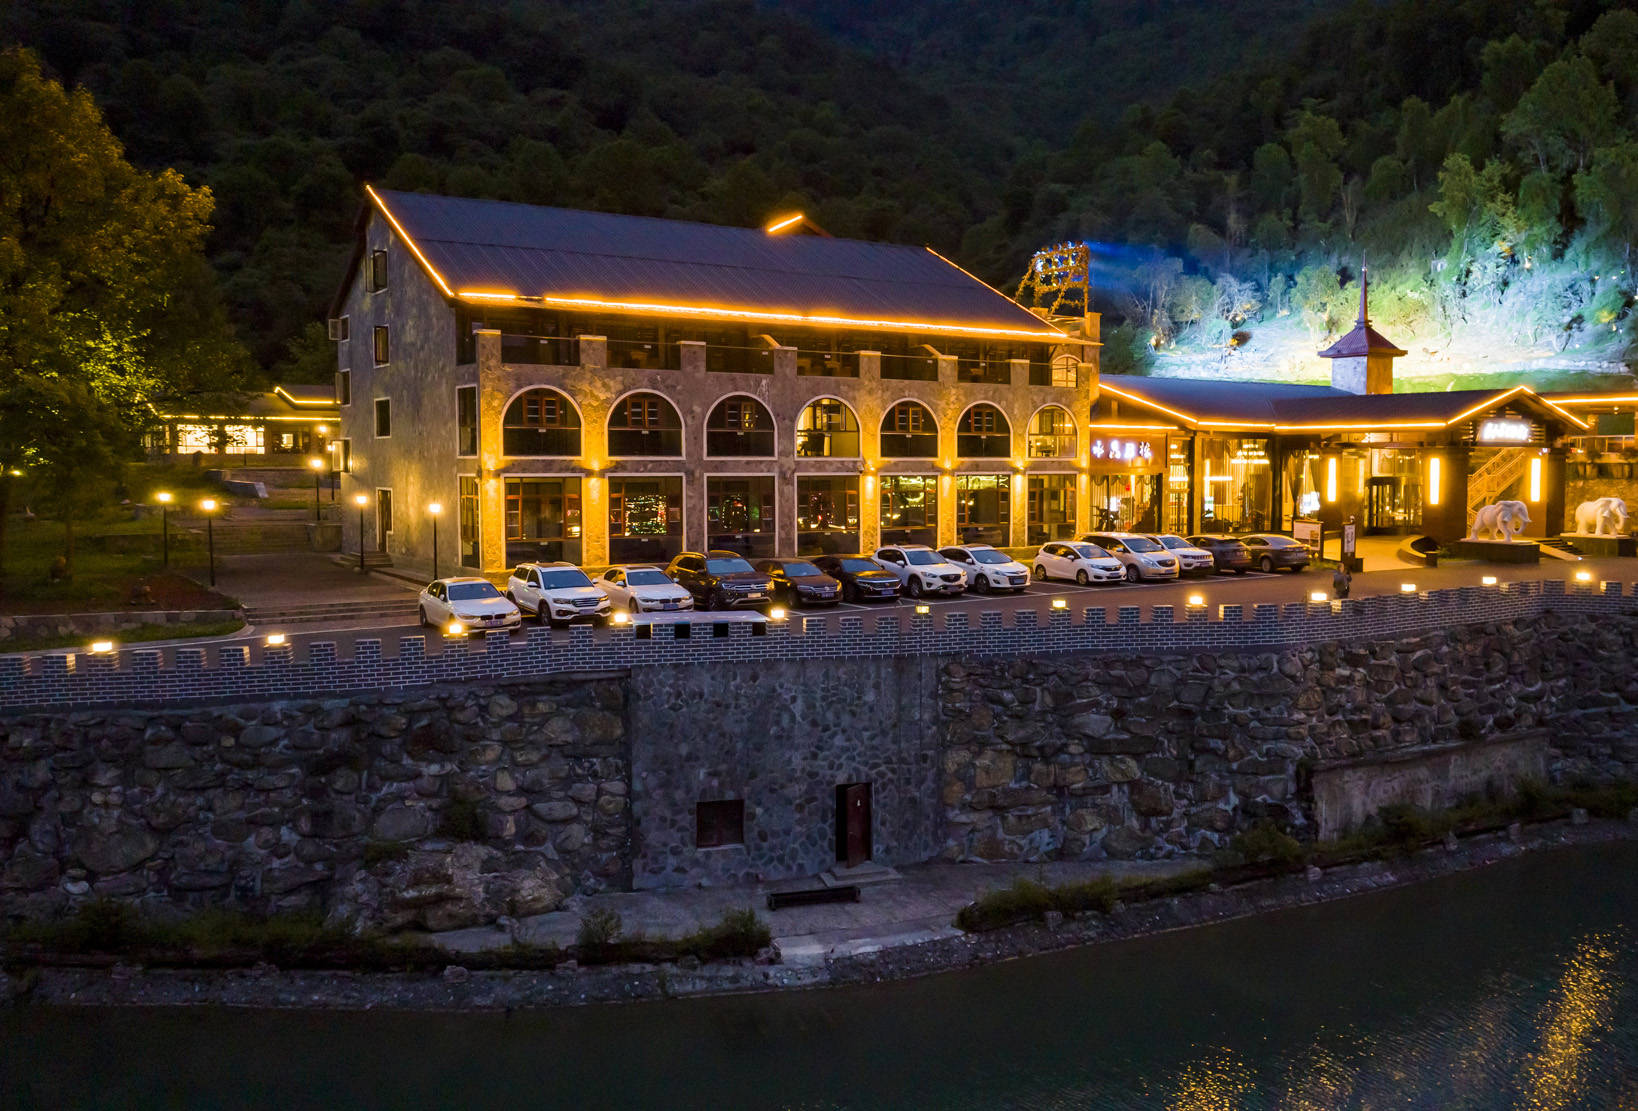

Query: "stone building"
<box><xmin>329</xmin><ymin>188</ymin><xmax>1098</xmax><ymax>571</ymax></box>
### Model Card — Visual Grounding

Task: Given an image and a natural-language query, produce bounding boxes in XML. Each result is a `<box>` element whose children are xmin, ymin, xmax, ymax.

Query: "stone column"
<box><xmin>475</xmin><ymin>330</ymin><xmax>508</xmax><ymax>573</ymax></box>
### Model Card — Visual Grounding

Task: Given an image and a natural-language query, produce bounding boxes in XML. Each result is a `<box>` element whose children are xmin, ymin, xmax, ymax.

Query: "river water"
<box><xmin>5</xmin><ymin>842</ymin><xmax>1638</xmax><ymax>1110</ymax></box>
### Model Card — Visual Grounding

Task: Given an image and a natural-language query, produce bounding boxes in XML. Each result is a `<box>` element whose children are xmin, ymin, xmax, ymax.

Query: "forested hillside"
<box><xmin>5</xmin><ymin>0</ymin><xmax>1638</xmax><ymax>390</ymax></box>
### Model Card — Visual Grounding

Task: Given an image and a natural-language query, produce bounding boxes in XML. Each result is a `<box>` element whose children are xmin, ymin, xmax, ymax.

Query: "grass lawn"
<box><xmin>2</xmin><ymin>618</ymin><xmax>247</xmax><ymax>654</ymax></box>
<box><xmin>2</xmin><ymin>515</ymin><xmax>237</xmax><ymax>615</ymax></box>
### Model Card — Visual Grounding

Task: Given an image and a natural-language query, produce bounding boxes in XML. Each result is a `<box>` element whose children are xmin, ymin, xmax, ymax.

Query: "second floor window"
<box><xmin>374</xmin><ymin>398</ymin><xmax>391</xmax><ymax>438</ymax></box>
<box><xmin>367</xmin><ymin>249</ymin><xmax>388</xmax><ymax>292</ymax></box>
<box><xmin>373</xmin><ymin>326</ymin><xmax>389</xmax><ymax>365</ymax></box>
<box><xmin>337</xmin><ymin>370</ymin><xmax>351</xmax><ymax>406</ymax></box>
<box><xmin>456</xmin><ymin>385</ymin><xmax>477</xmax><ymax>457</ymax></box>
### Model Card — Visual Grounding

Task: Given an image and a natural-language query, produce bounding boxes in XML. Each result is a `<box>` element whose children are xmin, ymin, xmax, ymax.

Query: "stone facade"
<box><xmin>0</xmin><ymin>680</ymin><xmax>629</xmax><ymax>929</ymax></box>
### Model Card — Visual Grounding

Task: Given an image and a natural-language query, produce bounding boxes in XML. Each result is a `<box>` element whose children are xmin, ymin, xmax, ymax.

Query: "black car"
<box><xmin>755</xmin><ymin>558</ymin><xmax>842</xmax><ymax>607</ymax></box>
<box><xmin>1185</xmin><ymin>535</ymin><xmax>1254</xmax><ymax>574</ymax></box>
<box><xmin>812</xmin><ymin>555</ymin><xmax>902</xmax><ymax>603</ymax></box>
<box><xmin>664</xmin><ymin>550</ymin><xmax>776</xmax><ymax>610</ymax></box>
<box><xmin>1237</xmin><ymin>533</ymin><xmax>1312</xmax><ymax>572</ymax></box>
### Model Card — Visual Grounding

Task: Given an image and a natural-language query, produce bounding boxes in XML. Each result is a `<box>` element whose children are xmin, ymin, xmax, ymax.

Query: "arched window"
<box><xmin>796</xmin><ymin>398</ymin><xmax>860</xmax><ymax>457</ymax></box>
<box><xmin>502</xmin><ymin>388</ymin><xmax>581</xmax><ymax>456</ymax></box>
<box><xmin>1027</xmin><ymin>406</ymin><xmax>1076</xmax><ymax>458</ymax></box>
<box><xmin>607</xmin><ymin>392</ymin><xmax>683</xmax><ymax>457</ymax></box>
<box><xmin>880</xmin><ymin>401</ymin><xmax>937</xmax><ymax>458</ymax></box>
<box><xmin>957</xmin><ymin>404</ymin><xmax>1011</xmax><ymax>459</ymax></box>
<box><xmin>705</xmin><ymin>395</ymin><xmax>775</xmax><ymax>456</ymax></box>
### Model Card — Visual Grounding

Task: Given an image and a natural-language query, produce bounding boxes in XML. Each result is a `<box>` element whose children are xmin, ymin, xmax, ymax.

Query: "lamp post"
<box><xmin>155</xmin><ymin>491</ymin><xmax>173</xmax><ymax>568</ymax></box>
<box><xmin>307</xmin><ymin>457</ymin><xmax>325</xmax><ymax>522</ymax></box>
<box><xmin>327</xmin><ymin>442</ymin><xmax>340</xmax><ymax>501</ymax></box>
<box><xmin>354</xmin><ymin>493</ymin><xmax>369</xmax><ymax>573</ymax></box>
<box><xmin>199</xmin><ymin>498</ymin><xmax>218</xmax><ymax>587</ymax></box>
<box><xmin>428</xmin><ymin>502</ymin><xmax>442</xmax><ymax>580</ymax></box>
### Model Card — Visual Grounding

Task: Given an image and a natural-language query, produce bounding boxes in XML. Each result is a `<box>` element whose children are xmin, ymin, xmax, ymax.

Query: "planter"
<box><xmin>307</xmin><ymin>521</ymin><xmax>343</xmax><ymax>552</ymax></box>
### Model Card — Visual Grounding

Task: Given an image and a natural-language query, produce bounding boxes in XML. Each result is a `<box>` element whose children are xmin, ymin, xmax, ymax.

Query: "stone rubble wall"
<box><xmin>0</xmin><ymin>608</ymin><xmax>244</xmax><ymax>648</ymax></box>
<box><xmin>0</xmin><ymin>680</ymin><xmax>630</xmax><ymax>930</ymax></box>
<box><xmin>937</xmin><ymin>610</ymin><xmax>1638</xmax><ymax>862</ymax></box>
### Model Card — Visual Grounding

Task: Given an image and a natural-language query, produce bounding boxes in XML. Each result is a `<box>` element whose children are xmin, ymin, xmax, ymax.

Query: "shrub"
<box><xmin>1230</xmin><ymin>822</ymin><xmax>1306</xmax><ymax>865</ymax></box>
<box><xmin>686</xmin><ymin>908</ymin><xmax>771</xmax><ymax>960</ymax></box>
<box><xmin>955</xmin><ymin>879</ymin><xmax>1056</xmax><ymax>932</ymax></box>
<box><xmin>576</xmin><ymin>908</ymin><xmax>622</xmax><ymax>951</ymax></box>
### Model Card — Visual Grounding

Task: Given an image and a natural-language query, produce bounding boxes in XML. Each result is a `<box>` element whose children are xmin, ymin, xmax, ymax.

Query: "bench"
<box><xmin>766</xmin><ymin>884</ymin><xmax>861</xmax><ymax>911</ymax></box>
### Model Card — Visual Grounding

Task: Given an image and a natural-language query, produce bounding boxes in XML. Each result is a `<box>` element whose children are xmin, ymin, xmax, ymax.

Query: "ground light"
<box><xmin>1309</xmin><ymin>591</ymin><xmax>1328</xmax><ymax>602</ymax></box>
<box><xmin>1050</xmin><ymin>597</ymin><xmax>1068</xmax><ymax>610</ymax></box>
<box><xmin>88</xmin><ymin>640</ymin><xmax>115</xmax><ymax>654</ymax></box>
<box><xmin>444</xmin><ymin>620</ymin><xmax>466</xmax><ymax>638</ymax></box>
<box><xmin>915</xmin><ymin>604</ymin><xmax>931</xmax><ymax>614</ymax></box>
<box><xmin>1482</xmin><ymin>576</ymin><xmax>1499</xmax><ymax>586</ymax></box>
<box><xmin>611</xmin><ymin>612</ymin><xmax>630</xmax><ymax>625</ymax></box>
<box><xmin>1186</xmin><ymin>594</ymin><xmax>1205</xmax><ymax>607</ymax></box>
<box><xmin>1400</xmin><ymin>583</ymin><xmax>1417</xmax><ymax>593</ymax></box>
<box><xmin>265</xmin><ymin>633</ymin><xmax>286</xmax><ymax>646</ymax></box>
<box><xmin>1575</xmin><ymin>570</ymin><xmax>1594</xmax><ymax>582</ymax></box>
<box><xmin>769</xmin><ymin>606</ymin><xmax>788</xmax><ymax>620</ymax></box>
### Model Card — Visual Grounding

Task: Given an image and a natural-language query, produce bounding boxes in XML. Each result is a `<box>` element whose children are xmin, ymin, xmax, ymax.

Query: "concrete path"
<box><xmin>209</xmin><ymin>552</ymin><xmax>419</xmax><ymax>612</ymax></box>
<box><xmin>432</xmin><ymin>858</ymin><xmax>1199</xmax><ymax>966</ymax></box>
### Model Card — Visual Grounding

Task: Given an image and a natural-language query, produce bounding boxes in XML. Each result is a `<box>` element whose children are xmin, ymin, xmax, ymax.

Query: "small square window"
<box><xmin>373</xmin><ymin>326</ymin><xmax>389</xmax><ymax>366</ymax></box>
<box><xmin>374</xmin><ymin>398</ymin><xmax>391</xmax><ymax>438</ymax></box>
<box><xmin>368</xmin><ymin>249</ymin><xmax>388</xmax><ymax>292</ymax></box>
<box><xmin>696</xmin><ymin>800</ymin><xmax>745</xmax><ymax>848</ymax></box>
<box><xmin>338</xmin><ymin>370</ymin><xmax>351</xmax><ymax>406</ymax></box>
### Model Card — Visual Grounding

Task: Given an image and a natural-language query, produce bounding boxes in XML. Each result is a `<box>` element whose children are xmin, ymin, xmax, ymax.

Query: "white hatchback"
<box><xmin>938</xmin><ymin>545</ymin><xmax>1030</xmax><ymax>593</ymax></box>
<box><xmin>505</xmin><ymin>562</ymin><xmax>612</xmax><ymax>626</ymax></box>
<box><xmin>1033</xmin><ymin>541</ymin><xmax>1124</xmax><ymax>584</ymax></box>
<box><xmin>596</xmin><ymin>564</ymin><xmax>695</xmax><ymax>614</ymax></box>
<box><xmin>418</xmin><ymin>577</ymin><xmax>522</xmax><ymax>632</ymax></box>
<box><xmin>872</xmin><ymin>545</ymin><xmax>967</xmax><ymax>598</ymax></box>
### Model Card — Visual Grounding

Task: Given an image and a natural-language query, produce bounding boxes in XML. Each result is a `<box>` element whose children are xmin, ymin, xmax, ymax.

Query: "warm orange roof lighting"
<box><xmin>764</xmin><ymin>212</ymin><xmax>805</xmax><ymax>234</ymax></box>
<box><xmin>496</xmin><ymin>293</ymin><xmax>1067</xmax><ymax>341</ymax></box>
<box><xmin>273</xmin><ymin>386</ymin><xmax>338</xmax><ymax>408</ymax></box>
<box><xmin>366</xmin><ymin>184</ymin><xmax>454</xmax><ymax>297</ymax></box>
<box><xmin>1098</xmin><ymin>381</ymin><xmax>1201</xmax><ymax>425</ymax></box>
<box><xmin>923</xmin><ymin>247</ymin><xmax>1089</xmax><ymax>344</ymax></box>
<box><xmin>1085</xmin><ymin>423</ymin><xmax>1179</xmax><ymax>432</ymax></box>
<box><xmin>457</xmin><ymin>290</ymin><xmax>521</xmax><ymax>301</ymax></box>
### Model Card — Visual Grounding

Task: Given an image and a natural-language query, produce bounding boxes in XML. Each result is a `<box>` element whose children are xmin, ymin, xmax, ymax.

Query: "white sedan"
<box><xmin>417</xmin><ymin>577</ymin><xmax>521</xmax><ymax>632</ymax></box>
<box><xmin>1147</xmin><ymin>534</ymin><xmax>1217</xmax><ymax>576</ymax></box>
<box><xmin>596</xmin><ymin>564</ymin><xmax>695</xmax><ymax>614</ymax></box>
<box><xmin>1033</xmin><ymin>541</ymin><xmax>1124</xmax><ymax>584</ymax></box>
<box><xmin>938</xmin><ymin>544</ymin><xmax>1030</xmax><ymax>593</ymax></box>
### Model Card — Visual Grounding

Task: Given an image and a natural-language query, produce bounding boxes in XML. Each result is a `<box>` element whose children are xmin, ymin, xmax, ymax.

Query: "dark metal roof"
<box><xmin>367</xmin><ymin>189</ymin><xmax>1062</xmax><ymax>338</ymax></box>
<box><xmin>1099</xmin><ymin>376</ymin><xmax>1585</xmax><ymax>429</ymax></box>
<box><xmin>1316</xmin><ymin>268</ymin><xmax>1408</xmax><ymax>358</ymax></box>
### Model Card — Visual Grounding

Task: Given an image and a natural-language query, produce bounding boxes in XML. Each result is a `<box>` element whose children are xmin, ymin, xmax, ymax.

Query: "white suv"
<box><xmin>872</xmin><ymin>545</ymin><xmax>967</xmax><ymax>598</ymax></box>
<box><xmin>1080</xmin><ymin>533</ymin><xmax>1180</xmax><ymax>582</ymax></box>
<box><xmin>938</xmin><ymin>545</ymin><xmax>1029</xmax><ymax>593</ymax></box>
<box><xmin>505</xmin><ymin>562</ymin><xmax>612</xmax><ymax>626</ymax></box>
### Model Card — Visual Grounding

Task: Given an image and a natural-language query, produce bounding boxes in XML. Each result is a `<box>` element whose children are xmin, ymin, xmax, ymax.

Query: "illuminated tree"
<box><xmin>0</xmin><ymin>48</ymin><xmax>246</xmax><ymax>589</ymax></box>
<box><xmin>1501</xmin><ymin>57</ymin><xmax>1620</xmax><ymax>175</ymax></box>
<box><xmin>1285</xmin><ymin>110</ymin><xmax>1345</xmax><ymax>228</ymax></box>
<box><xmin>1574</xmin><ymin>142</ymin><xmax>1638</xmax><ymax>270</ymax></box>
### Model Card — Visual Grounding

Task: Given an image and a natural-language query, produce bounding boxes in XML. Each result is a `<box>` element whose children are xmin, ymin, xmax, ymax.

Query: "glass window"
<box><xmin>373</xmin><ymin>398</ymin><xmax>391</xmax><ymax>438</ymax></box>
<box><xmin>367</xmin><ymin>248</ymin><xmax>388</xmax><ymax>292</ymax></box>
<box><xmin>957</xmin><ymin>405</ymin><xmax>1011</xmax><ymax>459</ymax></box>
<box><xmin>538</xmin><ymin>568</ymin><xmax>593</xmax><ymax>588</ymax></box>
<box><xmin>448</xmin><ymin>581</ymin><xmax>501</xmax><ymax>601</ymax></box>
<box><xmin>1200</xmin><ymin>436</ymin><xmax>1272</xmax><ymax>534</ymax></box>
<box><xmin>879</xmin><ymin>474</ymin><xmax>937</xmax><ymax>547</ymax></box>
<box><xmin>1089</xmin><ymin>474</ymin><xmax>1162</xmax><ymax>532</ymax></box>
<box><xmin>696</xmin><ymin>800</ymin><xmax>745</xmax><ymax>848</ymax></box>
<box><xmin>503</xmin><ymin>388</ymin><xmax>581</xmax><ymax>457</ymax></box>
<box><xmin>1027</xmin><ymin>474</ymin><xmax>1076</xmax><ymax>544</ymax></box>
<box><xmin>457</xmin><ymin>385</ymin><xmax>478</xmax><ymax>457</ymax></box>
<box><xmin>796</xmin><ymin>399</ymin><xmax>860</xmax><ymax>457</ymax></box>
<box><xmin>955</xmin><ymin>474</ymin><xmax>1010</xmax><ymax>546</ymax></box>
<box><xmin>608</xmin><ymin>393</ymin><xmax>683</xmax><ymax>456</ymax></box>
<box><xmin>608</xmin><ymin>476</ymin><xmax>683</xmax><ymax>564</ymax></box>
<box><xmin>881</xmin><ymin>402</ymin><xmax>937</xmax><ymax>458</ymax></box>
<box><xmin>706</xmin><ymin>477</ymin><xmax>776</xmax><ymax>558</ymax></box>
<box><xmin>706</xmin><ymin>396</ymin><xmax>775</xmax><ymax>457</ymax></box>
<box><xmin>797</xmin><ymin>475</ymin><xmax>860</xmax><ymax>556</ymax></box>
<box><xmin>338</xmin><ymin>370</ymin><xmax>351</xmax><ymax>406</ymax></box>
<box><xmin>1027</xmin><ymin>406</ymin><xmax>1076</xmax><ymax>458</ymax></box>
<box><xmin>373</xmin><ymin>326</ymin><xmax>389</xmax><ymax>365</ymax></box>
<box><xmin>504</xmin><ymin>477</ymin><xmax>582</xmax><ymax>565</ymax></box>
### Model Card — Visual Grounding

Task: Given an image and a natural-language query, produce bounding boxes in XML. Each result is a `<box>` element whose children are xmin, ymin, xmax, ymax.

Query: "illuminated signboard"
<box><xmin>1477</xmin><ymin>418</ymin><xmax>1534</xmax><ymax>444</ymax></box>
<box><xmin>1088</xmin><ymin>437</ymin><xmax>1163</xmax><ymax>474</ymax></box>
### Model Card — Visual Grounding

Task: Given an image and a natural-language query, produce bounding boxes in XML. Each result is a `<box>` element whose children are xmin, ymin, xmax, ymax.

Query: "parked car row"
<box><xmin>415</xmin><ymin>533</ymin><xmax>1312</xmax><ymax>628</ymax></box>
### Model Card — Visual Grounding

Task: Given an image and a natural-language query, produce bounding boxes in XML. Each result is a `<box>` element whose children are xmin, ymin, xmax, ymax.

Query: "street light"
<box><xmin>354</xmin><ymin>493</ymin><xmax>369</xmax><ymax>573</ymax></box>
<box><xmin>327</xmin><ymin>441</ymin><xmax>340</xmax><ymax>501</ymax></box>
<box><xmin>199</xmin><ymin>498</ymin><xmax>219</xmax><ymax>587</ymax></box>
<box><xmin>427</xmin><ymin>502</ymin><xmax>443</xmax><ymax>580</ymax></box>
<box><xmin>155</xmin><ymin>491</ymin><xmax>173</xmax><ymax>568</ymax></box>
<box><xmin>307</xmin><ymin>457</ymin><xmax>325</xmax><ymax>522</ymax></box>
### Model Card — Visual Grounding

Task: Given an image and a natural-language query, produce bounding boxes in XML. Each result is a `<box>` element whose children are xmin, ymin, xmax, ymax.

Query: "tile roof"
<box><xmin>360</xmin><ymin>188</ymin><xmax>1064</xmax><ymax>340</ymax></box>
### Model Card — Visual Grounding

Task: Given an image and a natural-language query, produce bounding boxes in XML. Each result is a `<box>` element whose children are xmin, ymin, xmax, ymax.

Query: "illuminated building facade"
<box><xmin>148</xmin><ymin>386</ymin><xmax>339</xmax><ymax>461</ymax></box>
<box><xmin>330</xmin><ymin>189</ymin><xmax>1097</xmax><ymax>570</ymax></box>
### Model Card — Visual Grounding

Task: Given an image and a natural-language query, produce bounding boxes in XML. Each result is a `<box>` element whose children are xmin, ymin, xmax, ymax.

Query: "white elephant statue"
<box><xmin>1470</xmin><ymin>499</ymin><xmax>1532</xmax><ymax>541</ymax></box>
<box><xmin>1573</xmin><ymin>496</ymin><xmax>1629</xmax><ymax>536</ymax></box>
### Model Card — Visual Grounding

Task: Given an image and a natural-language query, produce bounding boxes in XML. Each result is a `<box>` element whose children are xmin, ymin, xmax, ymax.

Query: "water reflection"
<box><xmin>3</xmin><ymin>844</ymin><xmax>1638</xmax><ymax>1110</ymax></box>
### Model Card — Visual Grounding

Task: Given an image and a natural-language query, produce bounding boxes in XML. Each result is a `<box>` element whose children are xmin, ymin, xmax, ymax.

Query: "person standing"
<box><xmin>1332</xmin><ymin>563</ymin><xmax>1352</xmax><ymax>598</ymax></box>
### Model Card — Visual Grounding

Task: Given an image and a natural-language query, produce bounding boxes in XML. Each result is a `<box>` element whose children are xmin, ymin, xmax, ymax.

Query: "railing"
<box><xmin>608</xmin><ymin>428</ymin><xmax>684</xmax><ymax>456</ymax></box>
<box><xmin>704</xmin><ymin>344</ymin><xmax>776</xmax><ymax>374</ymax></box>
<box><xmin>957</xmin><ymin>433</ymin><xmax>1012</xmax><ymax>458</ymax></box>
<box><xmin>500</xmin><ymin>334</ymin><xmax>578</xmax><ymax>366</ymax></box>
<box><xmin>796</xmin><ymin>430</ymin><xmax>861</xmax><ymax>457</ymax></box>
<box><xmin>795</xmin><ymin>350</ymin><xmax>860</xmax><ymax>377</ymax></box>
<box><xmin>1029</xmin><ymin>361</ymin><xmax>1079</xmax><ymax>387</ymax></box>
<box><xmin>502</xmin><ymin>427</ymin><xmax>581</xmax><ymax>457</ymax></box>
<box><xmin>956</xmin><ymin>360</ymin><xmax>1012</xmax><ymax>385</ymax></box>
<box><xmin>705</xmin><ymin>428</ymin><xmax>776</xmax><ymax>456</ymax></box>
<box><xmin>606</xmin><ymin>337</ymin><xmax>672</xmax><ymax>370</ymax></box>
<box><xmin>879</xmin><ymin>432</ymin><xmax>937</xmax><ymax>457</ymax></box>
<box><xmin>1468</xmin><ymin>448</ymin><xmax>1528</xmax><ymax>512</ymax></box>
<box><xmin>879</xmin><ymin>352</ymin><xmax>939</xmax><ymax>381</ymax></box>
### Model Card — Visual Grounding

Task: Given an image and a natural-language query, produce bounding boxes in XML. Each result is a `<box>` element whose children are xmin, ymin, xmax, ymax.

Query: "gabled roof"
<box><xmin>1098</xmin><ymin>377</ymin><xmax>1587</xmax><ymax>431</ymax></box>
<box><xmin>337</xmin><ymin>187</ymin><xmax>1067</xmax><ymax>342</ymax></box>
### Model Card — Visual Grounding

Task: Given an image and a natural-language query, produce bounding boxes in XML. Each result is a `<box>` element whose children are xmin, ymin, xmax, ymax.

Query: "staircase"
<box><xmin>1468</xmin><ymin>448</ymin><xmax>1529</xmax><ymax>513</ymax></box>
<box><xmin>243</xmin><ymin>599</ymin><xmax>417</xmax><ymax>627</ymax></box>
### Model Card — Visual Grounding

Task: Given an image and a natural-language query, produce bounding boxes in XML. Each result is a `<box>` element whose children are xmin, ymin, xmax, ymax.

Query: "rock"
<box><xmin>1127</xmin><ymin>779</ymin><xmax>1174</xmax><ymax>817</ymax></box>
<box><xmin>1067</xmin><ymin>712</ymin><xmax>1113</xmax><ymax>739</ymax></box>
<box><xmin>372</xmin><ymin>805</ymin><xmax>432</xmax><ymax>842</ymax></box>
<box><xmin>1305</xmin><ymin>864</ymin><xmax>1322</xmax><ymax>883</ymax></box>
<box><xmin>971</xmin><ymin>752</ymin><xmax>1016</xmax><ymax>790</ymax></box>
<box><xmin>442</xmin><ymin>964</ymin><xmax>471</xmax><ymax>984</ymax></box>
<box><xmin>1571</xmin><ymin>807</ymin><xmax>1589</xmax><ymax>826</ymax></box>
<box><xmin>1104</xmin><ymin>756</ymin><xmax>1140</xmax><ymax>783</ymax></box>
<box><xmin>142</xmin><ymin>742</ymin><xmax>195</xmax><ymax>770</ymax></box>
<box><xmin>1</xmin><ymin>844</ymin><xmax>60</xmax><ymax>891</ymax></box>
<box><xmin>1099</xmin><ymin>826</ymin><xmax>1154</xmax><ymax>859</ymax></box>
<box><xmin>337</xmin><ymin>844</ymin><xmax>567</xmax><ymax>932</ymax></box>
<box><xmin>529</xmin><ymin>801</ymin><xmax>580</xmax><ymax>822</ymax></box>
<box><xmin>1065</xmin><ymin>808</ymin><xmax>1107</xmax><ymax>833</ymax></box>
<box><xmin>74</xmin><ymin>824</ymin><xmax>159</xmax><ymax>875</ymax></box>
<box><xmin>1043</xmin><ymin>910</ymin><xmax>1064</xmax><ymax>930</ymax></box>
<box><xmin>237</xmin><ymin>724</ymin><xmax>282</xmax><ymax>749</ymax></box>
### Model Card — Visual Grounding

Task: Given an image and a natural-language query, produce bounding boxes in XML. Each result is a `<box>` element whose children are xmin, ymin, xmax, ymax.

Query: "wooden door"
<box><xmin>376</xmin><ymin>490</ymin><xmax>393</xmax><ymax>552</ymax></box>
<box><xmin>842</xmin><ymin>783</ymin><xmax>871</xmax><ymax>868</ymax></box>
